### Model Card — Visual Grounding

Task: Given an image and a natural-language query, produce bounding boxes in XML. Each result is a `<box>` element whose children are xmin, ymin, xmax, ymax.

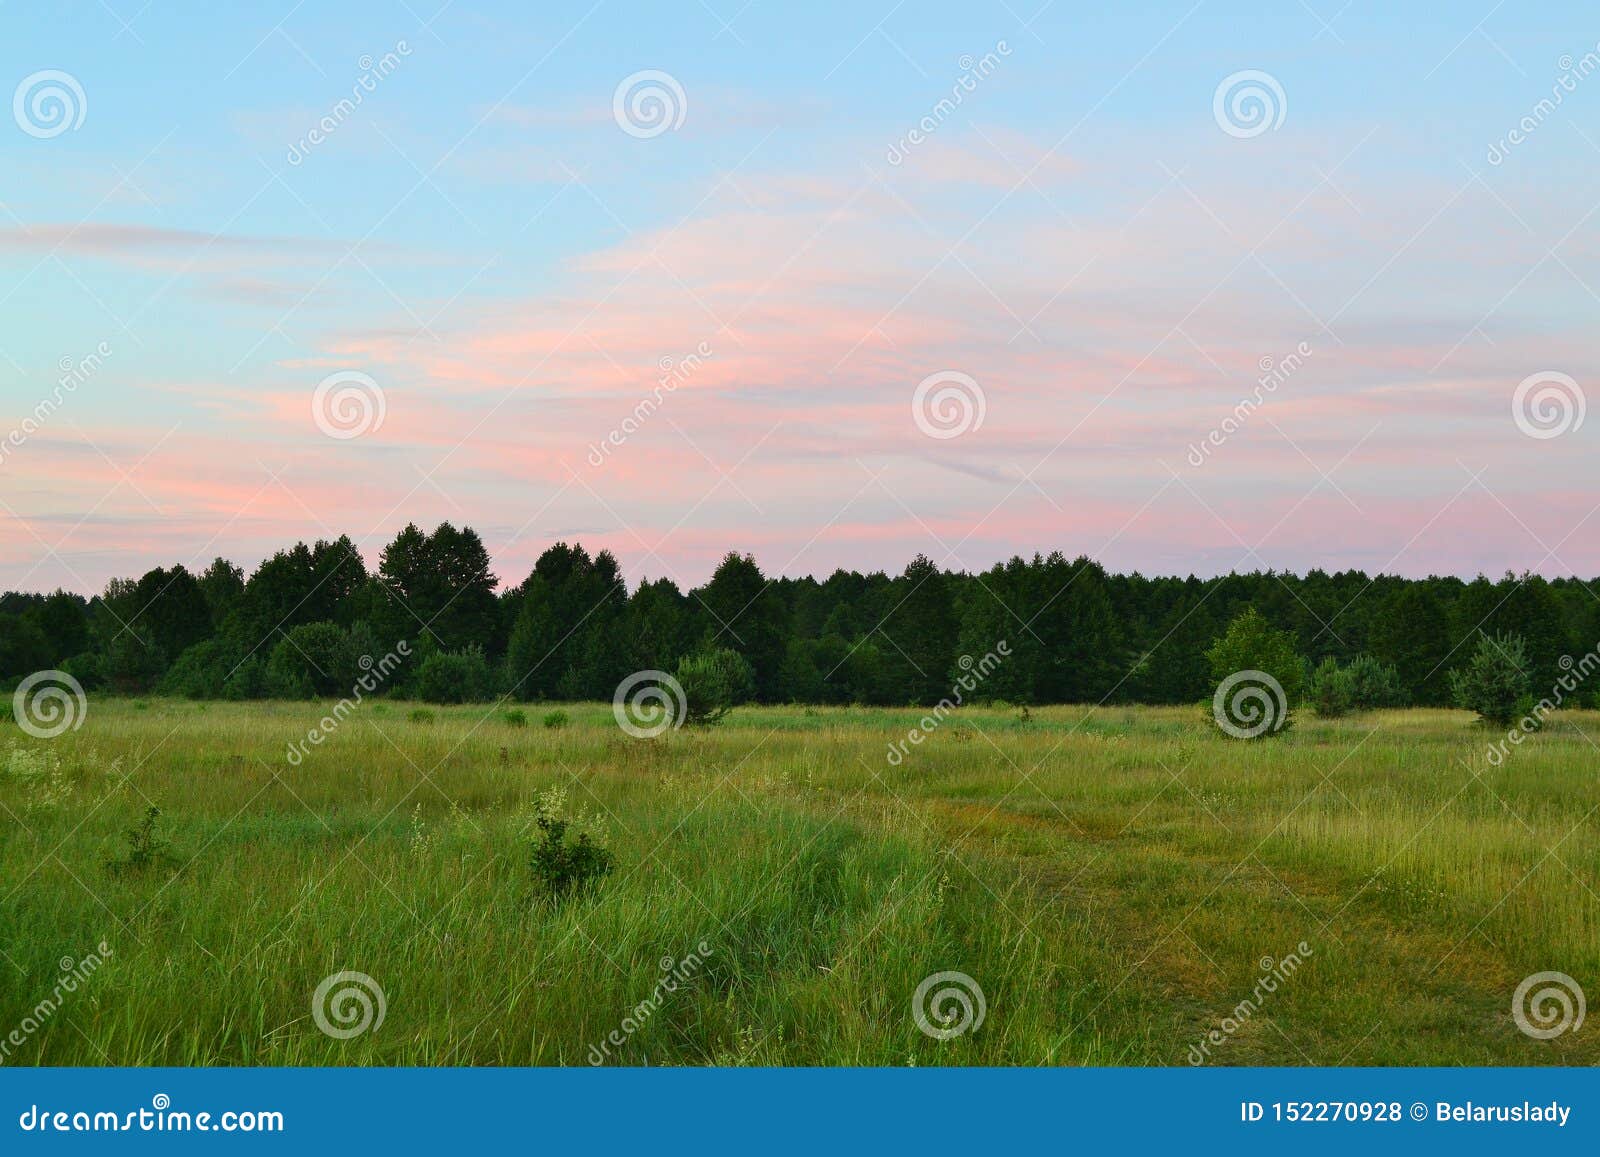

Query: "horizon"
<box><xmin>3</xmin><ymin>520</ymin><xmax>1592</xmax><ymax>603</ymax></box>
<box><xmin>4</xmin><ymin>2</ymin><xmax>1599</xmax><ymax>595</ymax></box>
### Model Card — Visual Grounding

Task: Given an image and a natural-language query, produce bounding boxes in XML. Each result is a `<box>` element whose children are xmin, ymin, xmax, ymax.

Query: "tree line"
<box><xmin>0</xmin><ymin>521</ymin><xmax>1594</xmax><ymax>708</ymax></box>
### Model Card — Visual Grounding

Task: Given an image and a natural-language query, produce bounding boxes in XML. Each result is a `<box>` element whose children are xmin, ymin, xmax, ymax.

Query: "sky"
<box><xmin>3</xmin><ymin>1</ymin><xmax>1599</xmax><ymax>596</ymax></box>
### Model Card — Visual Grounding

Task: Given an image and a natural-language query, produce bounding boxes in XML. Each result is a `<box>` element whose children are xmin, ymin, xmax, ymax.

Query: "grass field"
<box><xmin>2</xmin><ymin>699</ymin><xmax>1596</xmax><ymax>1066</ymax></box>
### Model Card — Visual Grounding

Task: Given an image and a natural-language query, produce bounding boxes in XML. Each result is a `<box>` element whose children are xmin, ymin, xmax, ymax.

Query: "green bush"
<box><xmin>502</xmin><ymin>708</ymin><xmax>528</xmax><ymax>727</ymax></box>
<box><xmin>160</xmin><ymin>639</ymin><xmax>232</xmax><ymax>699</ymax></box>
<box><xmin>1450</xmin><ymin>631</ymin><xmax>1534</xmax><ymax>727</ymax></box>
<box><xmin>408</xmin><ymin>708</ymin><xmax>435</xmax><ymax>724</ymax></box>
<box><xmin>1204</xmin><ymin>608</ymin><xmax>1303</xmax><ymax>738</ymax></box>
<box><xmin>415</xmin><ymin>645</ymin><xmax>497</xmax><ymax>704</ymax></box>
<box><xmin>528</xmin><ymin>787</ymin><xmax>612</xmax><ymax>899</ymax></box>
<box><xmin>541</xmin><ymin>709</ymin><xmax>568</xmax><ymax>730</ymax></box>
<box><xmin>104</xmin><ymin>807</ymin><xmax>178</xmax><ymax>876</ymax></box>
<box><xmin>675</xmin><ymin>647</ymin><xmax>755</xmax><ymax>727</ymax></box>
<box><xmin>1343</xmin><ymin>654</ymin><xmax>1407</xmax><ymax>710</ymax></box>
<box><xmin>1308</xmin><ymin>657</ymin><xmax>1352</xmax><ymax>718</ymax></box>
<box><xmin>265</xmin><ymin>622</ymin><xmax>351</xmax><ymax>698</ymax></box>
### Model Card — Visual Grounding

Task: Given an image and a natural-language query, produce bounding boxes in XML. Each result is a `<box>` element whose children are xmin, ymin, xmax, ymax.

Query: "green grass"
<box><xmin>1</xmin><ymin>700</ymin><xmax>1596</xmax><ymax>1066</ymax></box>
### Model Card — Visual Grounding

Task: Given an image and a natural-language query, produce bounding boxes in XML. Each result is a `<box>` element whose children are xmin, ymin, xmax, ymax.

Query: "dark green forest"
<box><xmin>1</xmin><ymin>521</ymin><xmax>1593</xmax><ymax>707</ymax></box>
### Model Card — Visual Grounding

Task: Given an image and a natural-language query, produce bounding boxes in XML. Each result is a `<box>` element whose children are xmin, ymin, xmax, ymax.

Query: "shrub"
<box><xmin>1308</xmin><ymin>657</ymin><xmax>1352</xmax><ymax>718</ymax></box>
<box><xmin>1207</xmin><ymin>609</ymin><xmax>1305</xmax><ymax>701</ymax></box>
<box><xmin>160</xmin><ymin>639</ymin><xmax>231</xmax><ymax>699</ymax></box>
<box><xmin>542</xmin><ymin>709</ymin><xmax>568</xmax><ymax>730</ymax></box>
<box><xmin>674</xmin><ymin>647</ymin><xmax>755</xmax><ymax>727</ymax></box>
<box><xmin>408</xmin><ymin>708</ymin><xmax>435</xmax><ymax>724</ymax></box>
<box><xmin>265</xmin><ymin>622</ymin><xmax>351</xmax><ymax>698</ymax></box>
<box><xmin>1450</xmin><ymin>631</ymin><xmax>1534</xmax><ymax>727</ymax></box>
<box><xmin>528</xmin><ymin>787</ymin><xmax>613</xmax><ymax>899</ymax></box>
<box><xmin>1205</xmin><ymin>608</ymin><xmax>1303</xmax><ymax>738</ymax></box>
<box><xmin>502</xmin><ymin>708</ymin><xmax>528</xmax><ymax>727</ymax></box>
<box><xmin>105</xmin><ymin>806</ymin><xmax>177</xmax><ymax>876</ymax></box>
<box><xmin>1343</xmin><ymin>654</ymin><xmax>1407</xmax><ymax>710</ymax></box>
<box><xmin>415</xmin><ymin>645</ymin><xmax>497</xmax><ymax>704</ymax></box>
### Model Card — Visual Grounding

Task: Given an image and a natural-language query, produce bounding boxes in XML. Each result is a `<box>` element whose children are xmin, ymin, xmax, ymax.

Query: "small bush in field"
<box><xmin>105</xmin><ymin>806</ymin><xmax>177</xmax><ymax>876</ymax></box>
<box><xmin>1310</xmin><ymin>654</ymin><xmax>1407</xmax><ymax>717</ymax></box>
<box><xmin>528</xmin><ymin>787</ymin><xmax>612</xmax><ymax>899</ymax></box>
<box><xmin>674</xmin><ymin>648</ymin><xmax>755</xmax><ymax>727</ymax></box>
<box><xmin>408</xmin><ymin>707</ymin><xmax>435</xmax><ymax>724</ymax></box>
<box><xmin>1308</xmin><ymin>657</ymin><xmax>1352</xmax><ymax>717</ymax></box>
<box><xmin>415</xmin><ymin>645</ymin><xmax>497</xmax><ymax>704</ymax></box>
<box><xmin>542</xmin><ymin>710</ymin><xmax>569</xmax><ymax>730</ymax></box>
<box><xmin>1450</xmin><ymin>631</ymin><xmax>1534</xmax><ymax>728</ymax></box>
<box><xmin>1343</xmin><ymin>654</ymin><xmax>1407</xmax><ymax>709</ymax></box>
<box><xmin>502</xmin><ymin>708</ymin><xmax>528</xmax><ymax>727</ymax></box>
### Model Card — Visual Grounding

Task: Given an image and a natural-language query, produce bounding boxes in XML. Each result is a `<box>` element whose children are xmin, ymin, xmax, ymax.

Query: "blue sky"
<box><xmin>4</xmin><ymin>2</ymin><xmax>1600</xmax><ymax>594</ymax></box>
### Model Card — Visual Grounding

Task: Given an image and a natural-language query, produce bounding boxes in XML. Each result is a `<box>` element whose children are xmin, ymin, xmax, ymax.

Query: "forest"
<box><xmin>0</xmin><ymin>520</ymin><xmax>1592</xmax><ymax>708</ymax></box>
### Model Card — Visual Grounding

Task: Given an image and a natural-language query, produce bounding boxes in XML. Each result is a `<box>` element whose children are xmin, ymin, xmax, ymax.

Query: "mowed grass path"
<box><xmin>2</xmin><ymin>700</ymin><xmax>1597</xmax><ymax>1066</ymax></box>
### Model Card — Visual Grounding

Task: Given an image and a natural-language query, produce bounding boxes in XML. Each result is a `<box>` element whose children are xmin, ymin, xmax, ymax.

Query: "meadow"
<box><xmin>1</xmin><ymin>698</ymin><xmax>1596</xmax><ymax>1066</ymax></box>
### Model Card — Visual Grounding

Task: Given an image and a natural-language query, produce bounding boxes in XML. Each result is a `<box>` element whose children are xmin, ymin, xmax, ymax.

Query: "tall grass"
<box><xmin>1</xmin><ymin>701</ymin><xmax>1594</xmax><ymax>1066</ymax></box>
